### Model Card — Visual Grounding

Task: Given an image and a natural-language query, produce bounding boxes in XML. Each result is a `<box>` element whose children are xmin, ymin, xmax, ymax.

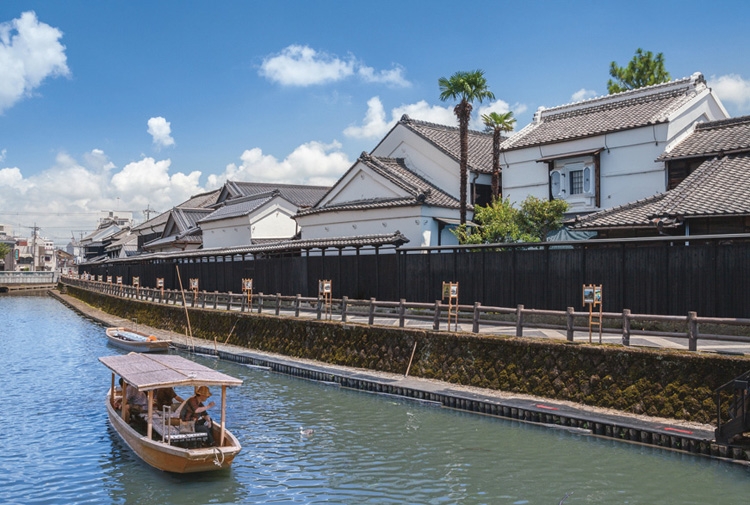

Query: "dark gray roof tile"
<box><xmin>502</xmin><ymin>74</ymin><xmax>705</xmax><ymax>151</ymax></box>
<box><xmin>659</xmin><ymin>115</ymin><xmax>750</xmax><ymax>160</ymax></box>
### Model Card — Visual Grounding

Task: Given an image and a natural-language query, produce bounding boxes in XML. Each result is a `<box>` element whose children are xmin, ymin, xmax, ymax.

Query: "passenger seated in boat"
<box><xmin>155</xmin><ymin>387</ymin><xmax>184</xmax><ymax>413</ymax></box>
<box><xmin>124</xmin><ymin>384</ymin><xmax>149</xmax><ymax>428</ymax></box>
<box><xmin>181</xmin><ymin>386</ymin><xmax>216</xmax><ymax>446</ymax></box>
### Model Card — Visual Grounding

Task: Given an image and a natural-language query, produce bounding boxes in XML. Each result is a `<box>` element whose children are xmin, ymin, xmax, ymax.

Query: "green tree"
<box><xmin>439</xmin><ymin>70</ymin><xmax>495</xmax><ymax>225</ymax></box>
<box><xmin>454</xmin><ymin>198</ymin><xmax>522</xmax><ymax>245</ymax></box>
<box><xmin>454</xmin><ymin>196</ymin><xmax>569</xmax><ymax>245</ymax></box>
<box><xmin>517</xmin><ymin>196</ymin><xmax>569</xmax><ymax>242</ymax></box>
<box><xmin>0</xmin><ymin>242</ymin><xmax>11</xmax><ymax>269</ymax></box>
<box><xmin>481</xmin><ymin>111</ymin><xmax>516</xmax><ymax>199</ymax></box>
<box><xmin>607</xmin><ymin>48</ymin><xmax>671</xmax><ymax>94</ymax></box>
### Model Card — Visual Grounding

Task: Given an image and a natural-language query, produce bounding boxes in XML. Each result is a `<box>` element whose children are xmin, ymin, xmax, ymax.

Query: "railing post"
<box><xmin>317</xmin><ymin>296</ymin><xmax>323</xmax><ymax>320</ymax></box>
<box><xmin>341</xmin><ymin>296</ymin><xmax>348</xmax><ymax>323</ymax></box>
<box><xmin>276</xmin><ymin>293</ymin><xmax>281</xmax><ymax>316</ymax></box>
<box><xmin>213</xmin><ymin>291</ymin><xmax>218</xmax><ymax>310</ymax></box>
<box><xmin>201</xmin><ymin>290</ymin><xmax>206</xmax><ymax>309</ymax></box>
<box><xmin>472</xmin><ymin>302</ymin><xmax>481</xmax><ymax>333</ymax></box>
<box><xmin>566</xmin><ymin>307</ymin><xmax>575</xmax><ymax>342</ymax></box>
<box><xmin>227</xmin><ymin>291</ymin><xmax>233</xmax><ymax>311</ymax></box>
<box><xmin>295</xmin><ymin>294</ymin><xmax>301</xmax><ymax>317</ymax></box>
<box><xmin>687</xmin><ymin>311</ymin><xmax>698</xmax><ymax>351</ymax></box>
<box><xmin>622</xmin><ymin>309</ymin><xmax>631</xmax><ymax>346</ymax></box>
<box><xmin>257</xmin><ymin>292</ymin><xmax>263</xmax><ymax>314</ymax></box>
<box><xmin>240</xmin><ymin>293</ymin><xmax>246</xmax><ymax>312</ymax></box>
<box><xmin>516</xmin><ymin>304</ymin><xmax>524</xmax><ymax>337</ymax></box>
<box><xmin>433</xmin><ymin>300</ymin><xmax>441</xmax><ymax>331</ymax></box>
<box><xmin>399</xmin><ymin>299</ymin><xmax>406</xmax><ymax>328</ymax></box>
<box><xmin>368</xmin><ymin>298</ymin><xmax>376</xmax><ymax>325</ymax></box>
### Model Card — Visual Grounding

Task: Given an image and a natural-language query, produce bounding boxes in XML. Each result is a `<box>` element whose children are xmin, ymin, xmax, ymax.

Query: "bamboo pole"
<box><xmin>175</xmin><ymin>265</ymin><xmax>194</xmax><ymax>349</ymax></box>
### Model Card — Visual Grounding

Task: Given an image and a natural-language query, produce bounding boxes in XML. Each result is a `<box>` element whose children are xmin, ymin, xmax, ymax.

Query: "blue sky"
<box><xmin>1</xmin><ymin>1</ymin><xmax>749</xmax><ymax>245</ymax></box>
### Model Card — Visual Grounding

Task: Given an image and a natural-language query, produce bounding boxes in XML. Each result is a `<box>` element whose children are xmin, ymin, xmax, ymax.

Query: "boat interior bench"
<box><xmin>148</xmin><ymin>413</ymin><xmax>208</xmax><ymax>447</ymax></box>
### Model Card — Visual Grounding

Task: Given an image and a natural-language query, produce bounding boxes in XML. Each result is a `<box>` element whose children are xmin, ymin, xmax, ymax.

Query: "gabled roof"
<box><xmin>217</xmin><ymin>181</ymin><xmax>330</xmax><ymax>208</ymax></box>
<box><xmin>297</xmin><ymin>153</ymin><xmax>459</xmax><ymax>217</ymax></box>
<box><xmin>373</xmin><ymin>115</ymin><xmax>494</xmax><ymax>174</ymax></box>
<box><xmin>142</xmin><ymin>208</ymin><xmax>211</xmax><ymax>251</ymax></box>
<box><xmin>501</xmin><ymin>73</ymin><xmax>708</xmax><ymax>151</ymax></box>
<box><xmin>659</xmin><ymin>116</ymin><xmax>750</xmax><ymax>161</ymax></box>
<box><xmin>131</xmin><ymin>189</ymin><xmax>221</xmax><ymax>233</ymax></box>
<box><xmin>199</xmin><ymin>193</ymin><xmax>276</xmax><ymax>224</ymax></box>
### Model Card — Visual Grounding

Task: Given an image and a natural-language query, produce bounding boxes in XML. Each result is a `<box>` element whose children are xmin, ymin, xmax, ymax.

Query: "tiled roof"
<box><xmin>199</xmin><ymin>194</ymin><xmax>274</xmax><ymax>224</ymax></box>
<box><xmin>132</xmin><ymin>189</ymin><xmax>221</xmax><ymax>232</ymax></box>
<box><xmin>171</xmin><ymin>208</ymin><xmax>213</xmax><ymax>232</ymax></box>
<box><xmin>567</xmin><ymin>193</ymin><xmax>668</xmax><ymax>230</ymax></box>
<box><xmin>649</xmin><ymin>153</ymin><xmax>750</xmax><ymax>218</ymax></box>
<box><xmin>501</xmin><ymin>74</ymin><xmax>706</xmax><ymax>151</ymax></box>
<box><xmin>114</xmin><ymin>232</ymin><xmax>410</xmax><ymax>262</ymax></box>
<box><xmin>569</xmin><ymin>153</ymin><xmax>750</xmax><ymax>229</ymax></box>
<box><xmin>221</xmin><ymin>181</ymin><xmax>330</xmax><ymax>208</ymax></box>
<box><xmin>387</xmin><ymin>115</ymin><xmax>494</xmax><ymax>174</ymax></box>
<box><xmin>659</xmin><ymin>115</ymin><xmax>750</xmax><ymax>160</ymax></box>
<box><xmin>297</xmin><ymin>154</ymin><xmax>459</xmax><ymax>217</ymax></box>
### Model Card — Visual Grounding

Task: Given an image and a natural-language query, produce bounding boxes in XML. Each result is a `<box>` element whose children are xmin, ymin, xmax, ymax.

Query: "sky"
<box><xmin>1</xmin><ymin>1</ymin><xmax>749</xmax><ymax>246</ymax></box>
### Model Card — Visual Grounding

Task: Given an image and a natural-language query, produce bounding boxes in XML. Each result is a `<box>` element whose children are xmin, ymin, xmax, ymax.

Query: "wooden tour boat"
<box><xmin>99</xmin><ymin>352</ymin><xmax>243</xmax><ymax>473</ymax></box>
<box><xmin>105</xmin><ymin>327</ymin><xmax>171</xmax><ymax>353</ymax></box>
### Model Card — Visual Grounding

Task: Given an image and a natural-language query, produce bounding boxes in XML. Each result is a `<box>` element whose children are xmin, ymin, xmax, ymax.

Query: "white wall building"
<box><xmin>498</xmin><ymin>73</ymin><xmax>728</xmax><ymax>216</ymax></box>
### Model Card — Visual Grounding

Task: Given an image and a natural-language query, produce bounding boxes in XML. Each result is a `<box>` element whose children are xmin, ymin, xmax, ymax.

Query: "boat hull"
<box><xmin>105</xmin><ymin>327</ymin><xmax>170</xmax><ymax>353</ymax></box>
<box><xmin>106</xmin><ymin>398</ymin><xmax>241</xmax><ymax>473</ymax></box>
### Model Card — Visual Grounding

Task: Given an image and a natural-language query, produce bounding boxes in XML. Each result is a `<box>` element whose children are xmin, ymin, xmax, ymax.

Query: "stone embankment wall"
<box><xmin>68</xmin><ymin>286</ymin><xmax>750</xmax><ymax>424</ymax></box>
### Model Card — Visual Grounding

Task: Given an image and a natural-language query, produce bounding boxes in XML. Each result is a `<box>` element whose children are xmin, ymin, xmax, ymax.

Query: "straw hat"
<box><xmin>195</xmin><ymin>385</ymin><xmax>212</xmax><ymax>398</ymax></box>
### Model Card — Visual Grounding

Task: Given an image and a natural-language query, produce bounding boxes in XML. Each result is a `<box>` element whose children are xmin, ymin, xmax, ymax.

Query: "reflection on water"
<box><xmin>2</xmin><ymin>295</ymin><xmax>750</xmax><ymax>505</ymax></box>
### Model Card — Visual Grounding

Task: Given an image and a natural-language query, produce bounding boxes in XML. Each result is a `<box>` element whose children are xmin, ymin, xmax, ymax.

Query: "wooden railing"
<box><xmin>60</xmin><ymin>276</ymin><xmax>750</xmax><ymax>352</ymax></box>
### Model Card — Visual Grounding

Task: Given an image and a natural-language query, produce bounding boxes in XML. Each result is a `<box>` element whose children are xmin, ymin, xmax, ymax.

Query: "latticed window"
<box><xmin>569</xmin><ymin>170</ymin><xmax>584</xmax><ymax>195</ymax></box>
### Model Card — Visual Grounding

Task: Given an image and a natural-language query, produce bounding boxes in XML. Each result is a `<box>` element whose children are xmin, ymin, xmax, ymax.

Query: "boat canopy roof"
<box><xmin>99</xmin><ymin>353</ymin><xmax>243</xmax><ymax>391</ymax></box>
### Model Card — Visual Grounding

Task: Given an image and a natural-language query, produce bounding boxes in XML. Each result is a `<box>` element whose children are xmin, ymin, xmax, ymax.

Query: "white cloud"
<box><xmin>571</xmin><ymin>88</ymin><xmax>598</xmax><ymax>102</ymax></box>
<box><xmin>207</xmin><ymin>140</ymin><xmax>351</xmax><ymax>188</ymax></box>
<box><xmin>0</xmin><ymin>150</ymin><xmax>205</xmax><ymax>244</ymax></box>
<box><xmin>344</xmin><ymin>97</ymin><xmax>455</xmax><ymax>140</ymax></box>
<box><xmin>357</xmin><ymin>65</ymin><xmax>410</xmax><ymax>88</ymax></box>
<box><xmin>0</xmin><ymin>11</ymin><xmax>69</xmax><ymax>114</ymax></box>
<box><xmin>259</xmin><ymin>44</ymin><xmax>410</xmax><ymax>88</ymax></box>
<box><xmin>0</xmin><ymin>148</ymin><xmax>6</xmax><ymax>162</ymax></box>
<box><xmin>709</xmin><ymin>74</ymin><xmax>750</xmax><ymax>112</ymax></box>
<box><xmin>474</xmin><ymin>100</ymin><xmax>527</xmax><ymax>131</ymax></box>
<box><xmin>147</xmin><ymin>117</ymin><xmax>175</xmax><ymax>148</ymax></box>
<box><xmin>344</xmin><ymin>97</ymin><xmax>527</xmax><ymax>140</ymax></box>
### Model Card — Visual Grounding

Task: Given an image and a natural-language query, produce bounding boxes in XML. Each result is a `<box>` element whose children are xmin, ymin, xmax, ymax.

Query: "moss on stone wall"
<box><xmin>69</xmin><ymin>286</ymin><xmax>750</xmax><ymax>424</ymax></box>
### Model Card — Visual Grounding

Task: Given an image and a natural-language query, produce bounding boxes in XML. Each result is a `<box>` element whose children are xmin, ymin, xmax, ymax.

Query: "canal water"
<box><xmin>2</xmin><ymin>295</ymin><xmax>750</xmax><ymax>505</ymax></box>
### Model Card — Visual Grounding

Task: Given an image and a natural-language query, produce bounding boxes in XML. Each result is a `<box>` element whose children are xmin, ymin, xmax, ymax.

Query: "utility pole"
<box><xmin>30</xmin><ymin>223</ymin><xmax>40</xmax><ymax>271</ymax></box>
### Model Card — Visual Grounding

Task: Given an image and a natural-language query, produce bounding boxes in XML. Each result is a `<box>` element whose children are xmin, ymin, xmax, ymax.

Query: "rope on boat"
<box><xmin>212</xmin><ymin>447</ymin><xmax>225</xmax><ymax>467</ymax></box>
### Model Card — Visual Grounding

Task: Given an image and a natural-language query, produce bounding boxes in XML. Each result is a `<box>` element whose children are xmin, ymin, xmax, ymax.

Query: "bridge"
<box><xmin>0</xmin><ymin>271</ymin><xmax>59</xmax><ymax>293</ymax></box>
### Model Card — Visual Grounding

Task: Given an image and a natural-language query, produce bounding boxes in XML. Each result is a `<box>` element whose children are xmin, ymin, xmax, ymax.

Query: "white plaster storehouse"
<box><xmin>295</xmin><ymin>116</ymin><xmax>493</xmax><ymax>248</ymax></box>
<box><xmin>498</xmin><ymin>73</ymin><xmax>728</xmax><ymax>216</ymax></box>
<box><xmin>198</xmin><ymin>182</ymin><xmax>329</xmax><ymax>249</ymax></box>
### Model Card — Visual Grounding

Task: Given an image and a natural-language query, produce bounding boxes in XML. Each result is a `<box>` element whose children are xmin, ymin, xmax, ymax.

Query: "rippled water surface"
<box><xmin>2</xmin><ymin>295</ymin><xmax>750</xmax><ymax>504</ymax></box>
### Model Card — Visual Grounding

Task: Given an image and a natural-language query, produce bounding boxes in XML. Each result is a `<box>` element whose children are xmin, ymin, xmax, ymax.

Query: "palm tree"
<box><xmin>439</xmin><ymin>70</ymin><xmax>495</xmax><ymax>225</ymax></box>
<box><xmin>481</xmin><ymin>111</ymin><xmax>516</xmax><ymax>200</ymax></box>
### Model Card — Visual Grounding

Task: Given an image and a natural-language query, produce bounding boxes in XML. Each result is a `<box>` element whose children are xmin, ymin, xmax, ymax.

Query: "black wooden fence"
<box><xmin>79</xmin><ymin>234</ymin><xmax>750</xmax><ymax>318</ymax></box>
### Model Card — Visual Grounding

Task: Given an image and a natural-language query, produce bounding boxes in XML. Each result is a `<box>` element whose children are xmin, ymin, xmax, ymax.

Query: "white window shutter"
<box><xmin>583</xmin><ymin>165</ymin><xmax>593</xmax><ymax>195</ymax></box>
<box><xmin>550</xmin><ymin>170</ymin><xmax>562</xmax><ymax>198</ymax></box>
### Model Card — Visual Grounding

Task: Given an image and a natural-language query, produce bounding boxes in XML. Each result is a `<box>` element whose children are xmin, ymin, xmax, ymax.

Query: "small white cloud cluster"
<box><xmin>709</xmin><ymin>74</ymin><xmax>750</xmax><ymax>112</ymax></box>
<box><xmin>259</xmin><ymin>45</ymin><xmax>410</xmax><ymax>88</ymax></box>
<box><xmin>147</xmin><ymin>116</ymin><xmax>175</xmax><ymax>148</ymax></box>
<box><xmin>0</xmin><ymin>11</ymin><xmax>70</xmax><ymax>114</ymax></box>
